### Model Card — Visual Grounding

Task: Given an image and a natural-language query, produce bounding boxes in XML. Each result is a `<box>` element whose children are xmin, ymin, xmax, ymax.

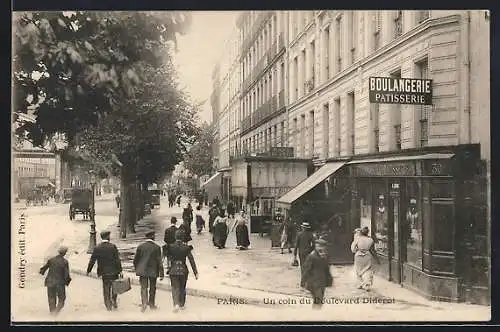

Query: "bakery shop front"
<box><xmin>345</xmin><ymin>144</ymin><xmax>488</xmax><ymax>304</ymax></box>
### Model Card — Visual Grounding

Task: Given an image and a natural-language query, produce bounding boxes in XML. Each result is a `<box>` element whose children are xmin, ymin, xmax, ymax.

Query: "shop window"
<box><xmin>359</xmin><ymin>182</ymin><xmax>372</xmax><ymax>234</ymax></box>
<box><xmin>373</xmin><ymin>184</ymin><xmax>389</xmax><ymax>256</ymax></box>
<box><xmin>432</xmin><ymin>203</ymin><xmax>454</xmax><ymax>252</ymax></box>
<box><xmin>406</xmin><ymin>180</ymin><xmax>423</xmax><ymax>268</ymax></box>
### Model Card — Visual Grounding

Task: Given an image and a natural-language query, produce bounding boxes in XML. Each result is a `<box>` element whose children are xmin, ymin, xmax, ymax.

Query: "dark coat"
<box><xmin>302</xmin><ymin>250</ymin><xmax>333</xmax><ymax>291</ymax></box>
<box><xmin>183</xmin><ymin>208</ymin><xmax>193</xmax><ymax>223</ymax></box>
<box><xmin>178</xmin><ymin>223</ymin><xmax>192</xmax><ymax>242</ymax></box>
<box><xmin>236</xmin><ymin>224</ymin><xmax>250</xmax><ymax>247</ymax></box>
<box><xmin>40</xmin><ymin>255</ymin><xmax>71</xmax><ymax>287</ymax></box>
<box><xmin>86</xmin><ymin>241</ymin><xmax>122</xmax><ymax>277</ymax></box>
<box><xmin>196</xmin><ymin>214</ymin><xmax>205</xmax><ymax>229</ymax></box>
<box><xmin>164</xmin><ymin>225</ymin><xmax>177</xmax><ymax>245</ymax></box>
<box><xmin>294</xmin><ymin>230</ymin><xmax>315</xmax><ymax>261</ymax></box>
<box><xmin>167</xmin><ymin>240</ymin><xmax>198</xmax><ymax>276</ymax></box>
<box><xmin>133</xmin><ymin>240</ymin><xmax>164</xmax><ymax>278</ymax></box>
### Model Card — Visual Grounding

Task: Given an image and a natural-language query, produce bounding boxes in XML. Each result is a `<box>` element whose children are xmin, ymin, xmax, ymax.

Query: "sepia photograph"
<box><xmin>11</xmin><ymin>10</ymin><xmax>491</xmax><ymax>323</ymax></box>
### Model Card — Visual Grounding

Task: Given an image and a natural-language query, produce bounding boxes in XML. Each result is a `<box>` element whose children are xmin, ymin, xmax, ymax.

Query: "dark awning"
<box><xmin>346</xmin><ymin>153</ymin><xmax>455</xmax><ymax>165</ymax></box>
<box><xmin>276</xmin><ymin>162</ymin><xmax>346</xmax><ymax>208</ymax></box>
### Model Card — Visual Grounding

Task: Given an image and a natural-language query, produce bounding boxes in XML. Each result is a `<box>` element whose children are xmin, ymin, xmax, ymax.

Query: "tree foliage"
<box><xmin>12</xmin><ymin>11</ymin><xmax>192</xmax><ymax>147</ymax></box>
<box><xmin>183</xmin><ymin>122</ymin><xmax>215</xmax><ymax>177</ymax></box>
<box><xmin>78</xmin><ymin>61</ymin><xmax>199</xmax><ymax>185</ymax></box>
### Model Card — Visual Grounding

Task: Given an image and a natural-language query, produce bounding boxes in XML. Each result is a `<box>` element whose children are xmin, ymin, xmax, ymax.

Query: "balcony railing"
<box><xmin>252</xmin><ymin>55</ymin><xmax>268</xmax><ymax>82</ymax></box>
<box><xmin>240</xmin><ymin>95</ymin><xmax>285</xmax><ymax>135</ymax></box>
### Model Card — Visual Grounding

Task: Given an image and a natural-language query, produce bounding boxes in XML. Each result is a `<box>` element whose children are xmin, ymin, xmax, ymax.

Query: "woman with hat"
<box><xmin>167</xmin><ymin>229</ymin><xmax>199</xmax><ymax>312</ymax></box>
<box><xmin>293</xmin><ymin>221</ymin><xmax>315</xmax><ymax>287</ymax></box>
<box><xmin>279</xmin><ymin>216</ymin><xmax>295</xmax><ymax>254</ymax></box>
<box><xmin>350</xmin><ymin>226</ymin><xmax>380</xmax><ymax>291</ymax></box>
<box><xmin>302</xmin><ymin>238</ymin><xmax>333</xmax><ymax>309</ymax></box>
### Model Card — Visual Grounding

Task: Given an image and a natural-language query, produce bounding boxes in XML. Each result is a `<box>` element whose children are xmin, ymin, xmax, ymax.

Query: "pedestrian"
<box><xmin>195</xmin><ymin>205</ymin><xmax>205</xmax><ymax>234</ymax></box>
<box><xmin>183</xmin><ymin>205</ymin><xmax>193</xmax><ymax>225</ymax></box>
<box><xmin>203</xmin><ymin>191</ymin><xmax>209</xmax><ymax>206</ymax></box>
<box><xmin>167</xmin><ymin>229</ymin><xmax>199</xmax><ymax>312</ymax></box>
<box><xmin>234</xmin><ymin>211</ymin><xmax>250</xmax><ymax>250</ymax></box>
<box><xmin>115</xmin><ymin>194</ymin><xmax>120</xmax><ymax>209</ymax></box>
<box><xmin>86</xmin><ymin>230</ymin><xmax>123</xmax><ymax>311</ymax></box>
<box><xmin>208</xmin><ymin>204</ymin><xmax>219</xmax><ymax>233</ymax></box>
<box><xmin>212</xmin><ymin>211</ymin><xmax>228</xmax><ymax>249</ymax></box>
<box><xmin>178</xmin><ymin>219</ymin><xmax>193</xmax><ymax>244</ymax></box>
<box><xmin>350</xmin><ymin>226</ymin><xmax>380</xmax><ymax>291</ymax></box>
<box><xmin>176</xmin><ymin>195</ymin><xmax>182</xmax><ymax>207</ymax></box>
<box><xmin>293</xmin><ymin>222</ymin><xmax>315</xmax><ymax>288</ymax></box>
<box><xmin>279</xmin><ymin>216</ymin><xmax>294</xmax><ymax>254</ymax></box>
<box><xmin>39</xmin><ymin>246</ymin><xmax>72</xmax><ymax>315</ymax></box>
<box><xmin>226</xmin><ymin>200</ymin><xmax>235</xmax><ymax>219</ymax></box>
<box><xmin>164</xmin><ymin>216</ymin><xmax>179</xmax><ymax>272</ymax></box>
<box><xmin>302</xmin><ymin>238</ymin><xmax>333</xmax><ymax>309</ymax></box>
<box><xmin>133</xmin><ymin>230</ymin><xmax>164</xmax><ymax>312</ymax></box>
<box><xmin>212</xmin><ymin>196</ymin><xmax>220</xmax><ymax>208</ymax></box>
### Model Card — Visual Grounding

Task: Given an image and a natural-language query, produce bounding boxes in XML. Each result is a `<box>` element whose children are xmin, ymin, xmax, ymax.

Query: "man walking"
<box><xmin>302</xmin><ymin>238</ymin><xmax>333</xmax><ymax>309</ymax></box>
<box><xmin>86</xmin><ymin>230</ymin><xmax>123</xmax><ymax>311</ymax></box>
<box><xmin>134</xmin><ymin>231</ymin><xmax>164</xmax><ymax>312</ymax></box>
<box><xmin>293</xmin><ymin>222</ymin><xmax>315</xmax><ymax>288</ymax></box>
<box><xmin>39</xmin><ymin>246</ymin><xmax>72</xmax><ymax>315</ymax></box>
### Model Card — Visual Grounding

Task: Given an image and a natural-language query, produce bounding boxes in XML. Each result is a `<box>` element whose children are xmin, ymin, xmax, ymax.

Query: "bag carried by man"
<box><xmin>112</xmin><ymin>276</ymin><xmax>132</xmax><ymax>295</ymax></box>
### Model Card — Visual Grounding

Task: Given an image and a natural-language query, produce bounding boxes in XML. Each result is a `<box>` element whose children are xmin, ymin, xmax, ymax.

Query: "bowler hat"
<box><xmin>145</xmin><ymin>231</ymin><xmax>155</xmax><ymax>238</ymax></box>
<box><xmin>300</xmin><ymin>222</ymin><xmax>311</xmax><ymax>228</ymax></box>
<box><xmin>100</xmin><ymin>230</ymin><xmax>111</xmax><ymax>238</ymax></box>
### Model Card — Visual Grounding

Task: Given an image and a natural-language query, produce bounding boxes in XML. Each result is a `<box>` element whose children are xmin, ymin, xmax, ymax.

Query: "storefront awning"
<box><xmin>276</xmin><ymin>162</ymin><xmax>346</xmax><ymax>208</ymax></box>
<box><xmin>201</xmin><ymin>172</ymin><xmax>222</xmax><ymax>188</ymax></box>
<box><xmin>346</xmin><ymin>153</ymin><xmax>455</xmax><ymax>165</ymax></box>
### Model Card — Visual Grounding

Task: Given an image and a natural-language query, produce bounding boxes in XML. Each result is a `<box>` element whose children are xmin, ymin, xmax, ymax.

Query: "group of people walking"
<box><xmin>208</xmin><ymin>201</ymin><xmax>251</xmax><ymax>250</ymax></box>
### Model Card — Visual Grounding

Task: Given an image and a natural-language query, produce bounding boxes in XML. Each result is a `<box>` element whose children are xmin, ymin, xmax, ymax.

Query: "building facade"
<box><xmin>211</xmin><ymin>10</ymin><xmax>490</xmax><ymax>304</ymax></box>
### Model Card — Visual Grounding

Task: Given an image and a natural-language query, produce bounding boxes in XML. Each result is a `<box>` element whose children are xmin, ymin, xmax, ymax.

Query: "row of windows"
<box><xmin>241</xmin><ymin>121</ymin><xmax>287</xmax><ymax>155</ymax></box>
<box><xmin>290</xmin><ymin>57</ymin><xmax>430</xmax><ymax>158</ymax></box>
<box><xmin>241</xmin><ymin>62</ymin><xmax>286</xmax><ymax>120</ymax></box>
<box><xmin>242</xmin><ymin>14</ymin><xmax>278</xmax><ymax>82</ymax></box>
<box><xmin>289</xmin><ymin>10</ymin><xmax>430</xmax><ymax>103</ymax></box>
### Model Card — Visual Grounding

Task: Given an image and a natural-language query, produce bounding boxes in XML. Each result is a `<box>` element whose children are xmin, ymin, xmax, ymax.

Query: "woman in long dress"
<box><xmin>235</xmin><ymin>213</ymin><xmax>250</xmax><ymax>250</ymax></box>
<box><xmin>212</xmin><ymin>211</ymin><xmax>228</xmax><ymax>249</ymax></box>
<box><xmin>350</xmin><ymin>226</ymin><xmax>379</xmax><ymax>291</ymax></box>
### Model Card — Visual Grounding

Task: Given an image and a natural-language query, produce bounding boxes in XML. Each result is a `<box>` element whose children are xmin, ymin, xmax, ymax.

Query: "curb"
<box><xmin>70</xmin><ymin>268</ymin><xmax>278</xmax><ymax>309</ymax></box>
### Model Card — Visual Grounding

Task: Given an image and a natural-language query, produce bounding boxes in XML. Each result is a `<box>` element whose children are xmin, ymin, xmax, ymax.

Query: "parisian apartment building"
<box><xmin>208</xmin><ymin>10</ymin><xmax>490</xmax><ymax>305</ymax></box>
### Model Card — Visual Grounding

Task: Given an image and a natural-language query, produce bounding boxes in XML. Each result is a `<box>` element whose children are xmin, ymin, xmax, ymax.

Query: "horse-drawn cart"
<box><xmin>69</xmin><ymin>188</ymin><xmax>92</xmax><ymax>220</ymax></box>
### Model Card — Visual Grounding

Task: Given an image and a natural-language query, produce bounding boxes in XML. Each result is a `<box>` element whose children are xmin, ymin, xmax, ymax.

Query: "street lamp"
<box><xmin>87</xmin><ymin>170</ymin><xmax>97</xmax><ymax>254</ymax></box>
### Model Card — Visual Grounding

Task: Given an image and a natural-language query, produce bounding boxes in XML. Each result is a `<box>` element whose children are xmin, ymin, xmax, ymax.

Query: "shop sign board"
<box><xmin>369</xmin><ymin>77</ymin><xmax>433</xmax><ymax>105</ymax></box>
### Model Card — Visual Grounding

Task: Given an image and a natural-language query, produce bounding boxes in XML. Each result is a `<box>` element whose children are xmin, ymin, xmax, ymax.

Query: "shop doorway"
<box><xmin>388</xmin><ymin>181</ymin><xmax>405</xmax><ymax>284</ymax></box>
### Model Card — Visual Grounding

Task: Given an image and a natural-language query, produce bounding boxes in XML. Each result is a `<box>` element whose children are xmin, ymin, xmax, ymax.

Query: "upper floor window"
<box><xmin>373</xmin><ymin>12</ymin><xmax>381</xmax><ymax>51</ymax></box>
<box><xmin>394</xmin><ymin>11</ymin><xmax>403</xmax><ymax>38</ymax></box>
<box><xmin>417</xmin><ymin>10</ymin><xmax>430</xmax><ymax>24</ymax></box>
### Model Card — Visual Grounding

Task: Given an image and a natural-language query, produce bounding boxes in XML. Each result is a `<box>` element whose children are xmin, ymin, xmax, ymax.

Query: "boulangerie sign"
<box><xmin>369</xmin><ymin>76</ymin><xmax>433</xmax><ymax>105</ymax></box>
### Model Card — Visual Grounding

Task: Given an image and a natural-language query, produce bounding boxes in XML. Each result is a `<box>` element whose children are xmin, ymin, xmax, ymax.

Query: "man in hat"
<box><xmin>302</xmin><ymin>238</ymin><xmax>333</xmax><ymax>309</ymax></box>
<box><xmin>86</xmin><ymin>230</ymin><xmax>123</xmax><ymax>311</ymax></box>
<box><xmin>293</xmin><ymin>221</ymin><xmax>315</xmax><ymax>287</ymax></box>
<box><xmin>133</xmin><ymin>230</ymin><xmax>164</xmax><ymax>312</ymax></box>
<box><xmin>39</xmin><ymin>246</ymin><xmax>72</xmax><ymax>315</ymax></box>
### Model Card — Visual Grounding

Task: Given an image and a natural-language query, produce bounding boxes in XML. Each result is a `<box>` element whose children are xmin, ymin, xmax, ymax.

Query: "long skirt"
<box><xmin>354</xmin><ymin>254</ymin><xmax>374</xmax><ymax>289</ymax></box>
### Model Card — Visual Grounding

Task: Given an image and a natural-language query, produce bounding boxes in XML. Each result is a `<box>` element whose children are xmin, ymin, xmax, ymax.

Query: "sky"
<box><xmin>173</xmin><ymin>11</ymin><xmax>239</xmax><ymax>125</ymax></box>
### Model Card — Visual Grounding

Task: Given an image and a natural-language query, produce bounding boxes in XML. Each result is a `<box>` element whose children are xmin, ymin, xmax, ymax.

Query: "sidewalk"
<box><xmin>68</xmin><ymin>197</ymin><xmax>489</xmax><ymax>313</ymax></box>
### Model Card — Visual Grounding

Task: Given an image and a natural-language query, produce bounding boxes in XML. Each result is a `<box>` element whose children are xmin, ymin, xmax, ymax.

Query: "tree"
<box><xmin>12</xmin><ymin>11</ymin><xmax>192</xmax><ymax>147</ymax></box>
<box><xmin>78</xmin><ymin>61</ymin><xmax>198</xmax><ymax>237</ymax></box>
<box><xmin>184</xmin><ymin>122</ymin><xmax>215</xmax><ymax>177</ymax></box>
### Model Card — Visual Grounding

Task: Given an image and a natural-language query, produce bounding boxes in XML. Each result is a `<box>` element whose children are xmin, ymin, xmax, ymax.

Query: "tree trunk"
<box><xmin>119</xmin><ymin>165</ymin><xmax>136</xmax><ymax>237</ymax></box>
<box><xmin>128</xmin><ymin>181</ymin><xmax>136</xmax><ymax>233</ymax></box>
